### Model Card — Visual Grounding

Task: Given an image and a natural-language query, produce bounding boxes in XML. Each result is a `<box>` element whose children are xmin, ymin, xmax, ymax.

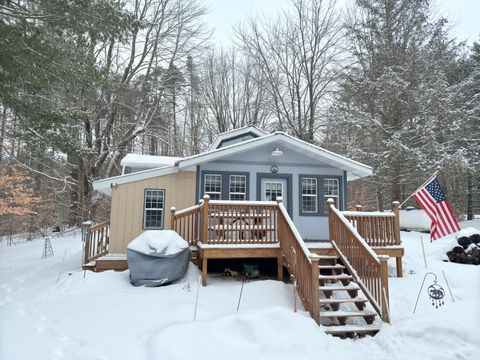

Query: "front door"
<box><xmin>261</xmin><ymin>178</ymin><xmax>288</xmax><ymax>208</ymax></box>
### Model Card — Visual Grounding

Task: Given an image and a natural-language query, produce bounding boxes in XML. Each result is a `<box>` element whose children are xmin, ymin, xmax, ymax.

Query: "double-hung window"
<box><xmin>324</xmin><ymin>178</ymin><xmax>340</xmax><ymax>211</ymax></box>
<box><xmin>143</xmin><ymin>189</ymin><xmax>165</xmax><ymax>229</ymax></box>
<box><xmin>229</xmin><ymin>175</ymin><xmax>246</xmax><ymax>201</ymax></box>
<box><xmin>204</xmin><ymin>174</ymin><xmax>222</xmax><ymax>200</ymax></box>
<box><xmin>301</xmin><ymin>177</ymin><xmax>318</xmax><ymax>213</ymax></box>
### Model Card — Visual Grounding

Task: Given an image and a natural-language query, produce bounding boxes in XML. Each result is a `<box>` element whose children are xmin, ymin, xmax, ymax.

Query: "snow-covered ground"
<box><xmin>1</xmin><ymin>222</ymin><xmax>479</xmax><ymax>360</ymax></box>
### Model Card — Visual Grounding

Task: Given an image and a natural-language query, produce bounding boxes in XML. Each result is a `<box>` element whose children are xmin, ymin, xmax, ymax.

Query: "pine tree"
<box><xmin>324</xmin><ymin>0</ymin><xmax>465</xmax><ymax>208</ymax></box>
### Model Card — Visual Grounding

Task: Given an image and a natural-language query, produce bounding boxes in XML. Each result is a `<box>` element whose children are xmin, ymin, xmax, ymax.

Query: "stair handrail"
<box><xmin>327</xmin><ymin>198</ymin><xmax>390</xmax><ymax>323</ymax></box>
<box><xmin>277</xmin><ymin>198</ymin><xmax>320</xmax><ymax>324</ymax></box>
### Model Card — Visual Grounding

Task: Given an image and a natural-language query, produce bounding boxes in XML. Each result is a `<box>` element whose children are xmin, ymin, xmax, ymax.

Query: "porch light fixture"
<box><xmin>271</xmin><ymin>147</ymin><xmax>284</xmax><ymax>157</ymax></box>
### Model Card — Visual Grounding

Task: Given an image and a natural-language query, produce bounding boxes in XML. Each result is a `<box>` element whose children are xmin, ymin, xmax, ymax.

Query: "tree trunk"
<box><xmin>467</xmin><ymin>172</ymin><xmax>473</xmax><ymax>220</ymax></box>
<box><xmin>0</xmin><ymin>106</ymin><xmax>6</xmax><ymax>163</ymax></box>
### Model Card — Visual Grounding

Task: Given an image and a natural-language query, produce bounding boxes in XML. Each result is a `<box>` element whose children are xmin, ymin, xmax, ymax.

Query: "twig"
<box><xmin>442</xmin><ymin>270</ymin><xmax>455</xmax><ymax>302</ymax></box>
<box><xmin>420</xmin><ymin>235</ymin><xmax>428</xmax><ymax>268</ymax></box>
<box><xmin>193</xmin><ymin>274</ymin><xmax>201</xmax><ymax>321</ymax></box>
<box><xmin>56</xmin><ymin>249</ymin><xmax>68</xmax><ymax>284</ymax></box>
<box><xmin>237</xmin><ymin>277</ymin><xmax>246</xmax><ymax>311</ymax></box>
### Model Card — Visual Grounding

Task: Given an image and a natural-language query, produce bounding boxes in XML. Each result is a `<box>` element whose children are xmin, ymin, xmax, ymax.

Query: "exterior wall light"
<box><xmin>271</xmin><ymin>147</ymin><xmax>284</xmax><ymax>157</ymax></box>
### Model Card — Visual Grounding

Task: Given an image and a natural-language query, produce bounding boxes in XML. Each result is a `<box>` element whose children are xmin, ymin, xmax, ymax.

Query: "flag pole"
<box><xmin>399</xmin><ymin>171</ymin><xmax>439</xmax><ymax>208</ymax></box>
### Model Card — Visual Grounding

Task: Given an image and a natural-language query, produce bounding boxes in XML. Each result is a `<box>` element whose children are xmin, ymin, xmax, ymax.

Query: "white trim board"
<box><xmin>180</xmin><ymin>132</ymin><xmax>372</xmax><ymax>180</ymax></box>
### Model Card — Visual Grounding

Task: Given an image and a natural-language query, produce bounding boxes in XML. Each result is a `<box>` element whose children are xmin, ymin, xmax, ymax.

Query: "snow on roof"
<box><xmin>120</xmin><ymin>154</ymin><xmax>182</xmax><ymax>168</ymax></box>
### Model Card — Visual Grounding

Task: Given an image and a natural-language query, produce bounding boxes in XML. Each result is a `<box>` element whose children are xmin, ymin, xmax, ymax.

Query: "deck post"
<box><xmin>310</xmin><ymin>254</ymin><xmax>321</xmax><ymax>325</ymax></box>
<box><xmin>202</xmin><ymin>255</ymin><xmax>208</xmax><ymax>286</ymax></box>
<box><xmin>81</xmin><ymin>221</ymin><xmax>92</xmax><ymax>265</ymax></box>
<box><xmin>378</xmin><ymin>255</ymin><xmax>390</xmax><ymax>323</ymax></box>
<box><xmin>326</xmin><ymin>198</ymin><xmax>335</xmax><ymax>242</ymax></box>
<box><xmin>391</xmin><ymin>201</ymin><xmax>401</xmax><ymax>245</ymax></box>
<box><xmin>170</xmin><ymin>207</ymin><xmax>176</xmax><ymax>231</ymax></box>
<box><xmin>391</xmin><ymin>201</ymin><xmax>403</xmax><ymax>277</ymax></box>
<box><xmin>201</xmin><ymin>195</ymin><xmax>210</xmax><ymax>243</ymax></box>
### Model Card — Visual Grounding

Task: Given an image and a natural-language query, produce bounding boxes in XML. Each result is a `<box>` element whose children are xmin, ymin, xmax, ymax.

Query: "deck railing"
<box><xmin>277</xmin><ymin>200</ymin><xmax>320</xmax><ymax>324</ymax></box>
<box><xmin>171</xmin><ymin>196</ymin><xmax>321</xmax><ymax>323</ymax></box>
<box><xmin>341</xmin><ymin>202</ymin><xmax>401</xmax><ymax>247</ymax></box>
<box><xmin>328</xmin><ymin>199</ymin><xmax>390</xmax><ymax>323</ymax></box>
<box><xmin>170</xmin><ymin>204</ymin><xmax>201</xmax><ymax>246</ymax></box>
<box><xmin>171</xmin><ymin>196</ymin><xmax>279</xmax><ymax>245</ymax></box>
<box><xmin>82</xmin><ymin>220</ymin><xmax>110</xmax><ymax>265</ymax></box>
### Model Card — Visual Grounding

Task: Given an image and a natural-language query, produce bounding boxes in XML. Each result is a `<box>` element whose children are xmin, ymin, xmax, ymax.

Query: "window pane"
<box><xmin>204</xmin><ymin>174</ymin><xmax>222</xmax><ymax>200</ymax></box>
<box><xmin>229</xmin><ymin>175</ymin><xmax>246</xmax><ymax>201</ymax></box>
<box><xmin>265</xmin><ymin>182</ymin><xmax>282</xmax><ymax>201</ymax></box>
<box><xmin>144</xmin><ymin>190</ymin><xmax>164</xmax><ymax>228</ymax></box>
<box><xmin>301</xmin><ymin>178</ymin><xmax>317</xmax><ymax>213</ymax></box>
<box><xmin>324</xmin><ymin>179</ymin><xmax>339</xmax><ymax>212</ymax></box>
<box><xmin>324</xmin><ymin>179</ymin><xmax>339</xmax><ymax>196</ymax></box>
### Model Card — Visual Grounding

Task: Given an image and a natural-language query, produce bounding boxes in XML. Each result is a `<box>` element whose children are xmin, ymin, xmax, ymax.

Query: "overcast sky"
<box><xmin>205</xmin><ymin>0</ymin><xmax>479</xmax><ymax>46</ymax></box>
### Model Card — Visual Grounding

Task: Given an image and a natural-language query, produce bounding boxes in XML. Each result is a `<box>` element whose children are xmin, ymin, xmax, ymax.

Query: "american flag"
<box><xmin>413</xmin><ymin>176</ymin><xmax>460</xmax><ymax>241</ymax></box>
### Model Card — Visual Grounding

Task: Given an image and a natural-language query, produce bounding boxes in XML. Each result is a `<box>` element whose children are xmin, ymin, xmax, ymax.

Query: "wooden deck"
<box><xmin>83</xmin><ymin>196</ymin><xmax>403</xmax><ymax>336</ymax></box>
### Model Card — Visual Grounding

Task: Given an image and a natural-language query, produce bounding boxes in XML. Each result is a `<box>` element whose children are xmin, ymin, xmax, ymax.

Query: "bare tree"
<box><xmin>235</xmin><ymin>0</ymin><xmax>344</xmax><ymax>142</ymax></box>
<box><xmin>201</xmin><ymin>48</ymin><xmax>272</xmax><ymax>136</ymax></box>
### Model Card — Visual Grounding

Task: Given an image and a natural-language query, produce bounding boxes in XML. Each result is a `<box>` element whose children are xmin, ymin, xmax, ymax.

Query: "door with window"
<box><xmin>261</xmin><ymin>178</ymin><xmax>287</xmax><ymax>208</ymax></box>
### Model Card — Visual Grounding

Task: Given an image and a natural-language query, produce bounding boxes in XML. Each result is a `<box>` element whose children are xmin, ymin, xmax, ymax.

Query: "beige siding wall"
<box><xmin>109</xmin><ymin>171</ymin><xmax>196</xmax><ymax>254</ymax></box>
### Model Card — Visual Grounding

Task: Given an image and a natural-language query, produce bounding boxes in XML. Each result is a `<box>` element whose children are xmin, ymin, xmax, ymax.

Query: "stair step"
<box><xmin>323</xmin><ymin>324</ymin><xmax>381</xmax><ymax>335</ymax></box>
<box><xmin>319</xmin><ymin>283</ymin><xmax>359</xmax><ymax>292</ymax></box>
<box><xmin>319</xmin><ymin>274</ymin><xmax>352</xmax><ymax>281</ymax></box>
<box><xmin>321</xmin><ymin>310</ymin><xmax>377</xmax><ymax>318</ymax></box>
<box><xmin>318</xmin><ymin>264</ymin><xmax>345</xmax><ymax>270</ymax></box>
<box><xmin>316</xmin><ymin>255</ymin><xmax>339</xmax><ymax>260</ymax></box>
<box><xmin>319</xmin><ymin>297</ymin><xmax>368</xmax><ymax>305</ymax></box>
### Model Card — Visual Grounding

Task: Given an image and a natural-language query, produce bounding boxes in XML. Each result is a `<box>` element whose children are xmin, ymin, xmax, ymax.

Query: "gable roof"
<box><xmin>209</xmin><ymin>126</ymin><xmax>268</xmax><ymax>150</ymax></box>
<box><xmin>93</xmin><ymin>131</ymin><xmax>372</xmax><ymax>194</ymax></box>
<box><xmin>179</xmin><ymin>132</ymin><xmax>372</xmax><ymax>180</ymax></box>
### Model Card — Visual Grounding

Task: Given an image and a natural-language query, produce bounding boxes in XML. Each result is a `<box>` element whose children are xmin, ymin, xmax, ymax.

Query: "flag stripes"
<box><xmin>412</xmin><ymin>176</ymin><xmax>460</xmax><ymax>241</ymax></box>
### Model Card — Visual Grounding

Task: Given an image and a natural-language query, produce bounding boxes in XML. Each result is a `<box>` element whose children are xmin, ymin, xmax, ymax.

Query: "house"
<box><xmin>93</xmin><ymin>126</ymin><xmax>372</xmax><ymax>250</ymax></box>
<box><xmin>86</xmin><ymin>126</ymin><xmax>404</xmax><ymax>337</ymax></box>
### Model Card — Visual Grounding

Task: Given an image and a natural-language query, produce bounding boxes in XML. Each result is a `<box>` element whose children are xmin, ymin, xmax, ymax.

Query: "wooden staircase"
<box><xmin>166</xmin><ymin>196</ymin><xmax>399</xmax><ymax>338</ymax></box>
<box><xmin>317</xmin><ymin>255</ymin><xmax>382</xmax><ymax>337</ymax></box>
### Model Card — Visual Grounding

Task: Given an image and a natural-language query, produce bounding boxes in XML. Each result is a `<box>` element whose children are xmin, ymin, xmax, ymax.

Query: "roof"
<box><xmin>93</xmin><ymin>165</ymin><xmax>179</xmax><ymax>195</ymax></box>
<box><xmin>120</xmin><ymin>154</ymin><xmax>182</xmax><ymax>168</ymax></box>
<box><xmin>178</xmin><ymin>132</ymin><xmax>372</xmax><ymax>180</ymax></box>
<box><xmin>209</xmin><ymin>126</ymin><xmax>268</xmax><ymax>150</ymax></box>
<box><xmin>93</xmin><ymin>131</ymin><xmax>372</xmax><ymax>194</ymax></box>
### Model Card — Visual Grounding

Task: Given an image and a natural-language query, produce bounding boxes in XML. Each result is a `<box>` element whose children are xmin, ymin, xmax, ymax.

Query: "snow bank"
<box><xmin>1</xmin><ymin>222</ymin><xmax>480</xmax><ymax>360</ymax></box>
<box><xmin>144</xmin><ymin>307</ymin><xmax>331</xmax><ymax>360</ymax></box>
<box><xmin>399</xmin><ymin>207</ymin><xmax>431</xmax><ymax>231</ymax></box>
<box><xmin>127</xmin><ymin>230</ymin><xmax>188</xmax><ymax>256</ymax></box>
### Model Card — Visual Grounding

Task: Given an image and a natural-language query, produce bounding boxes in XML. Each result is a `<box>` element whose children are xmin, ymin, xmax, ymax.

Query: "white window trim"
<box><xmin>229</xmin><ymin>175</ymin><xmax>247</xmax><ymax>201</ymax></box>
<box><xmin>143</xmin><ymin>189</ymin><xmax>165</xmax><ymax>229</ymax></box>
<box><xmin>301</xmin><ymin>177</ymin><xmax>318</xmax><ymax>213</ymax></box>
<box><xmin>204</xmin><ymin>174</ymin><xmax>222</xmax><ymax>200</ymax></box>
<box><xmin>324</xmin><ymin>178</ymin><xmax>340</xmax><ymax>209</ymax></box>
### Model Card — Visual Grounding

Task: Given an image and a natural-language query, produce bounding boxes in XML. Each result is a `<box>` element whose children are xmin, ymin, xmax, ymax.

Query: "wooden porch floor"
<box><xmin>86</xmin><ymin>241</ymin><xmax>403</xmax><ymax>280</ymax></box>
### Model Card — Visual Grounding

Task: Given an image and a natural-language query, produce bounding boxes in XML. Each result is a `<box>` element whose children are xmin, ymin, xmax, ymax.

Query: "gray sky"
<box><xmin>205</xmin><ymin>0</ymin><xmax>479</xmax><ymax>46</ymax></box>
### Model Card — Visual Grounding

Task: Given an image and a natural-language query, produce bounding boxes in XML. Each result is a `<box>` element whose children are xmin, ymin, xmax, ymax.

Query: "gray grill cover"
<box><xmin>127</xmin><ymin>230</ymin><xmax>191</xmax><ymax>287</ymax></box>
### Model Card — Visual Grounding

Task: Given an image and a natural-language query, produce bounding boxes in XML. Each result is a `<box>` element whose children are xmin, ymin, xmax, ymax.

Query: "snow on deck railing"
<box><xmin>173</xmin><ymin>204</ymin><xmax>201</xmax><ymax>216</ymax></box>
<box><xmin>209</xmin><ymin>199</ymin><xmax>278</xmax><ymax>206</ymax></box>
<box><xmin>341</xmin><ymin>211</ymin><xmax>395</xmax><ymax>217</ymax></box>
